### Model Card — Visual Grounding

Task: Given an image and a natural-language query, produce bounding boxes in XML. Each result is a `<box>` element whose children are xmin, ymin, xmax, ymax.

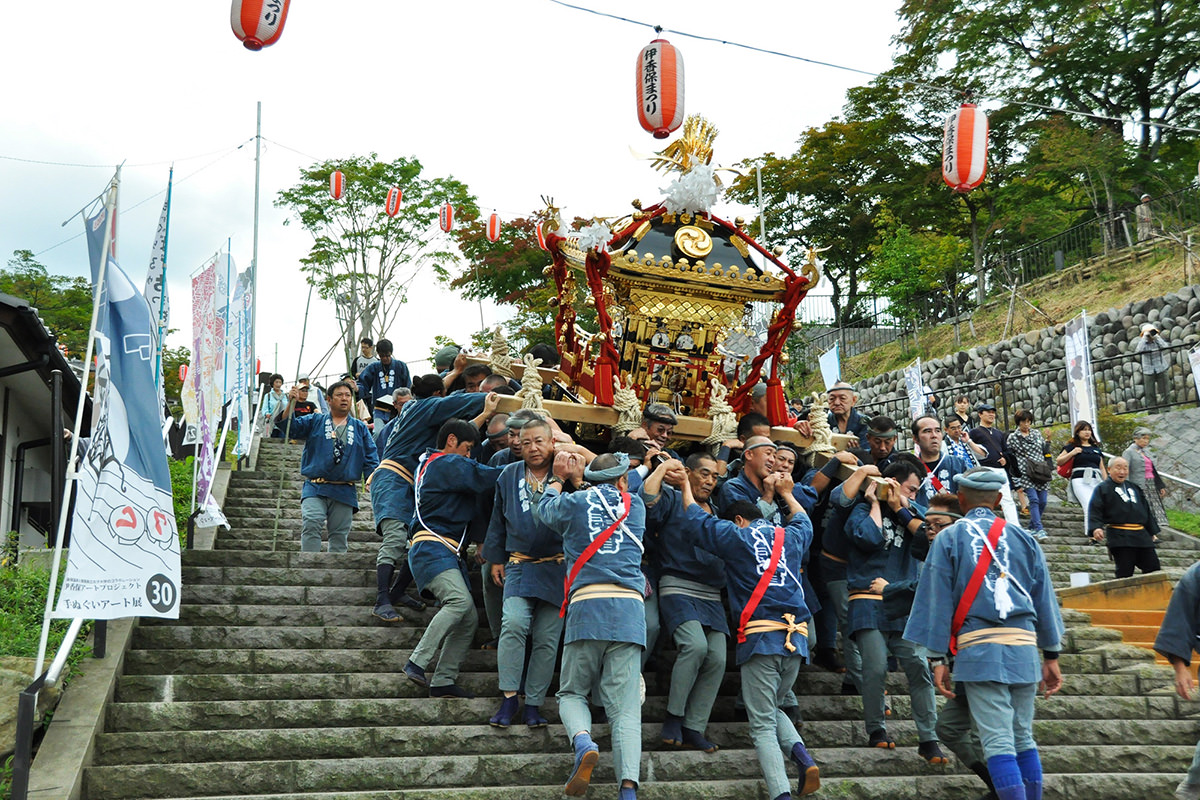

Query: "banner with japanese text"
<box><xmin>231</xmin><ymin>267</ymin><xmax>254</xmax><ymax>456</ymax></box>
<box><xmin>55</xmin><ymin>188</ymin><xmax>181</xmax><ymax>620</ymax></box>
<box><xmin>904</xmin><ymin>358</ymin><xmax>924</xmax><ymax>420</ymax></box>
<box><xmin>1064</xmin><ymin>311</ymin><xmax>1099</xmax><ymax>439</ymax></box>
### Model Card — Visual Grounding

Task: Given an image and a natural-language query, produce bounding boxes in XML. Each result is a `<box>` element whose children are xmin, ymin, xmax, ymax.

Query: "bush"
<box><xmin>168</xmin><ymin>456</ymin><xmax>194</xmax><ymax>546</ymax></box>
<box><xmin>0</xmin><ymin>566</ymin><xmax>92</xmax><ymax>664</ymax></box>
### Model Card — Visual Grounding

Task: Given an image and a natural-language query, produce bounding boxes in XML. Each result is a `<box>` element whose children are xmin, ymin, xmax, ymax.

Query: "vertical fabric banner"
<box><xmin>818</xmin><ymin>342</ymin><xmax>841</xmax><ymax>390</ymax></box>
<box><xmin>56</xmin><ymin>190</ymin><xmax>181</xmax><ymax>620</ymax></box>
<box><xmin>190</xmin><ymin>258</ymin><xmax>229</xmax><ymax>528</ymax></box>
<box><xmin>232</xmin><ymin>268</ymin><xmax>254</xmax><ymax>456</ymax></box>
<box><xmin>904</xmin><ymin>358</ymin><xmax>924</xmax><ymax>420</ymax></box>
<box><xmin>1188</xmin><ymin>345</ymin><xmax>1200</xmax><ymax>404</ymax></box>
<box><xmin>1064</xmin><ymin>310</ymin><xmax>1100</xmax><ymax>438</ymax></box>
<box><xmin>144</xmin><ymin>187</ymin><xmax>172</xmax><ymax>452</ymax></box>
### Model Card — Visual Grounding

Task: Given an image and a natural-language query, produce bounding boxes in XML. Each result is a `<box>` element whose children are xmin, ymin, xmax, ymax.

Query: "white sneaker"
<box><xmin>1174</xmin><ymin>781</ymin><xmax>1200</xmax><ymax>800</ymax></box>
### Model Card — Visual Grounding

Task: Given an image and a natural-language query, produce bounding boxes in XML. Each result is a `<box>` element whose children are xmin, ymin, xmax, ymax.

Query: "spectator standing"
<box><xmin>1135</xmin><ymin>323</ymin><xmax>1170</xmax><ymax>409</ymax></box>
<box><xmin>1136</xmin><ymin>193</ymin><xmax>1154</xmax><ymax>241</ymax></box>
<box><xmin>1122</xmin><ymin>427</ymin><xmax>1168</xmax><ymax>527</ymax></box>
<box><xmin>1007</xmin><ymin>410</ymin><xmax>1052</xmax><ymax>539</ymax></box>
<box><xmin>260</xmin><ymin>374</ymin><xmax>286</xmax><ymax>436</ymax></box>
<box><xmin>1088</xmin><ymin>457</ymin><xmax>1162</xmax><ymax>578</ymax></box>
<box><xmin>967</xmin><ymin>403</ymin><xmax>1019</xmax><ymax>523</ymax></box>
<box><xmin>1056</xmin><ymin>420</ymin><xmax>1107</xmax><ymax>540</ymax></box>
<box><xmin>350</xmin><ymin>336</ymin><xmax>378</xmax><ymax>378</ymax></box>
<box><xmin>950</xmin><ymin>395</ymin><xmax>975</xmax><ymax>432</ymax></box>
<box><xmin>945</xmin><ymin>416</ymin><xmax>985</xmax><ymax>468</ymax></box>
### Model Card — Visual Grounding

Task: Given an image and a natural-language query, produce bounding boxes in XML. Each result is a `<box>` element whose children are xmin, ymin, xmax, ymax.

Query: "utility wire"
<box><xmin>548</xmin><ymin>0</ymin><xmax>1200</xmax><ymax>135</ymax></box>
<box><xmin>0</xmin><ymin>140</ymin><xmax>254</xmax><ymax>170</ymax></box>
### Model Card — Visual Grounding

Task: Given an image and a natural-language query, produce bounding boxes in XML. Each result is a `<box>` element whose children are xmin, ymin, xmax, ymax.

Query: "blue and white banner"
<box><xmin>818</xmin><ymin>342</ymin><xmax>841</xmax><ymax>391</ymax></box>
<box><xmin>56</xmin><ymin>185</ymin><xmax>181</xmax><ymax>620</ymax></box>
<box><xmin>1064</xmin><ymin>311</ymin><xmax>1099</xmax><ymax>439</ymax></box>
<box><xmin>904</xmin><ymin>358</ymin><xmax>924</xmax><ymax>420</ymax></box>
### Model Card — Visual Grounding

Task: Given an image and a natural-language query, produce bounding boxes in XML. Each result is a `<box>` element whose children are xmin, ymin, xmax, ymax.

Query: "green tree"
<box><xmin>275</xmin><ymin>154</ymin><xmax>477</xmax><ymax>369</ymax></box>
<box><xmin>866</xmin><ymin>222</ymin><xmax>972</xmax><ymax>344</ymax></box>
<box><xmin>0</xmin><ymin>250</ymin><xmax>92</xmax><ymax>355</ymax></box>
<box><xmin>161</xmin><ymin>343</ymin><xmax>191</xmax><ymax>415</ymax></box>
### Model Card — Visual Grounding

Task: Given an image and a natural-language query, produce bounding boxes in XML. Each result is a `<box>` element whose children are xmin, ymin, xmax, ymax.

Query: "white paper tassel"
<box><xmin>662</xmin><ymin>164</ymin><xmax>719</xmax><ymax>214</ymax></box>
<box><xmin>573</xmin><ymin>221</ymin><xmax>612</xmax><ymax>253</ymax></box>
<box><xmin>994</xmin><ymin>573</ymin><xmax>1015</xmax><ymax>620</ymax></box>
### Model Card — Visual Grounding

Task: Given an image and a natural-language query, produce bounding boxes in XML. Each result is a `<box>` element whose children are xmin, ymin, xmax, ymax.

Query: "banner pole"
<box><xmin>250</xmin><ymin>101</ymin><xmax>261</xmax><ymax>426</ymax></box>
<box><xmin>34</xmin><ymin>171</ymin><xmax>120</xmax><ymax>677</ymax></box>
<box><xmin>153</xmin><ymin>167</ymin><xmax>174</xmax><ymax>390</ymax></box>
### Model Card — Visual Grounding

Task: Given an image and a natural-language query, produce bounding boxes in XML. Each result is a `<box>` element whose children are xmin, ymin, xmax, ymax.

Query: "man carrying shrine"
<box><xmin>357</xmin><ymin>338</ymin><xmax>411</xmax><ymax>428</ymax></box>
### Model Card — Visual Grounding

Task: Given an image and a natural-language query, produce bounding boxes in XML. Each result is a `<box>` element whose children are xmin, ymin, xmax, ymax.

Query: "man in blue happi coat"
<box><xmin>283</xmin><ymin>380</ymin><xmax>378</xmax><ymax>553</ymax></box>
<box><xmin>845</xmin><ymin>458</ymin><xmax>945</xmax><ymax>760</ymax></box>
<box><xmin>402</xmin><ymin>419</ymin><xmax>504</xmax><ymax>698</ymax></box>
<box><xmin>535</xmin><ymin>451</ymin><xmax>646</xmax><ymax>800</ymax></box>
<box><xmin>679</xmin><ymin>487</ymin><xmax>821</xmax><ymax>799</ymax></box>
<box><xmin>717</xmin><ymin>436</ymin><xmax>815</xmax><ymax>523</ymax></box>
<box><xmin>905</xmin><ymin>467</ymin><xmax>1064</xmax><ymax>800</ymax></box>
<box><xmin>640</xmin><ymin>452</ymin><xmax>726</xmax><ymax>754</ymax></box>
<box><xmin>1154</xmin><ymin>562</ymin><xmax>1200</xmax><ymax>800</ymax></box>
<box><xmin>356</xmin><ymin>338</ymin><xmax>411</xmax><ymax>429</ymax></box>
<box><xmin>368</xmin><ymin>376</ymin><xmax>499</xmax><ymax>622</ymax></box>
<box><xmin>481</xmin><ymin>418</ymin><xmax>565</xmax><ymax>729</ymax></box>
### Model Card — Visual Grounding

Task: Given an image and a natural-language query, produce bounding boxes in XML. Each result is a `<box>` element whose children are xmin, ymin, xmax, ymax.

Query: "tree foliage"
<box><xmin>275</xmin><ymin>154</ymin><xmax>477</xmax><ymax>370</ymax></box>
<box><xmin>0</xmin><ymin>250</ymin><xmax>92</xmax><ymax>355</ymax></box>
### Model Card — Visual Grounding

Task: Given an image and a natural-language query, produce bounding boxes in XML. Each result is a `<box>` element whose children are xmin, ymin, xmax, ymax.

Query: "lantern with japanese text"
<box><xmin>329</xmin><ymin>170</ymin><xmax>345</xmax><ymax>200</ymax></box>
<box><xmin>636</xmin><ymin>38</ymin><xmax>685</xmax><ymax>139</ymax></box>
<box><xmin>439</xmin><ymin>202</ymin><xmax>454</xmax><ymax>232</ymax></box>
<box><xmin>385</xmin><ymin>186</ymin><xmax>402</xmax><ymax>217</ymax></box>
<box><xmin>535</xmin><ymin>221</ymin><xmax>548</xmax><ymax>251</ymax></box>
<box><xmin>230</xmin><ymin>0</ymin><xmax>291</xmax><ymax>51</ymax></box>
<box><xmin>942</xmin><ymin>103</ymin><xmax>988</xmax><ymax>193</ymax></box>
<box><xmin>486</xmin><ymin>213</ymin><xmax>502</xmax><ymax>242</ymax></box>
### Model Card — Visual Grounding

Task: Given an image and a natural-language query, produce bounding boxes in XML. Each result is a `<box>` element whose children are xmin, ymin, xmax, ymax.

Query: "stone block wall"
<box><xmin>854</xmin><ymin>284</ymin><xmax>1200</xmax><ymax>428</ymax></box>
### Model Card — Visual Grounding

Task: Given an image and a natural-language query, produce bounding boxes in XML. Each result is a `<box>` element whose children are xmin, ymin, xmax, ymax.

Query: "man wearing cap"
<box><xmin>1088</xmin><ymin>456</ymin><xmax>1162</xmax><ymax>579</ymax></box>
<box><xmin>857</xmin><ymin>415</ymin><xmax>900</xmax><ymax>469</ymax></box>
<box><xmin>639</xmin><ymin>402</ymin><xmax>679</xmax><ymax>454</ymax></box>
<box><xmin>968</xmin><ymin>403</ymin><xmax>1019</xmax><ymax>523</ymax></box>
<box><xmin>1136</xmin><ymin>192</ymin><xmax>1154</xmax><ymax>241</ymax></box>
<box><xmin>402</xmin><ymin>420</ymin><xmax>505</xmax><ymax>698</ymax></box>
<box><xmin>368</xmin><ymin>376</ymin><xmax>499</xmax><ymax>623</ymax></box>
<box><xmin>1152</xmin><ymin>562</ymin><xmax>1200</xmax><ymax>800</ymax></box>
<box><xmin>283</xmin><ymin>380</ymin><xmax>379</xmax><ymax>553</ymax></box>
<box><xmin>482</xmin><ymin>417</ymin><xmax>565</xmax><ymax>729</ymax></box>
<box><xmin>912</xmin><ymin>415</ymin><xmax>966</xmax><ymax>512</ymax></box>
<box><xmin>1136</xmin><ymin>322</ymin><xmax>1170</xmax><ymax>408</ymax></box>
<box><xmin>535</xmin><ymin>451</ymin><xmax>647</xmax><ymax>800</ymax></box>
<box><xmin>489</xmin><ymin>409</ymin><xmax>544</xmax><ymax>467</ymax></box>
<box><xmin>357</xmin><ymin>338</ymin><xmax>411</xmax><ymax>429</ymax></box>
<box><xmin>905</xmin><ymin>467</ymin><xmax>1064</xmax><ymax>800</ymax></box>
<box><xmin>717</xmin><ymin>436</ymin><xmax>800</xmax><ymax>524</ymax></box>
<box><xmin>795</xmin><ymin>381</ymin><xmax>870</xmax><ymax>448</ymax></box>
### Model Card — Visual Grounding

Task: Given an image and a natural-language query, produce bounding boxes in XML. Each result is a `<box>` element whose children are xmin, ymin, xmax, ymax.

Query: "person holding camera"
<box><xmin>1136</xmin><ymin>323</ymin><xmax>1170</xmax><ymax>409</ymax></box>
<box><xmin>1008</xmin><ymin>410</ymin><xmax>1053</xmax><ymax>539</ymax></box>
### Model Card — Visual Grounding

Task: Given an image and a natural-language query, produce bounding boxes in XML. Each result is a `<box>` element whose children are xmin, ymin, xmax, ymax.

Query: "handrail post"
<box><xmin>10</xmin><ymin>682</ymin><xmax>40</xmax><ymax>800</ymax></box>
<box><xmin>93</xmin><ymin>619</ymin><xmax>107</xmax><ymax>659</ymax></box>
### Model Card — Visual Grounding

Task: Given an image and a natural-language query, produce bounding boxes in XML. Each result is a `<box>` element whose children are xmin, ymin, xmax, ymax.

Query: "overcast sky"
<box><xmin>1</xmin><ymin>0</ymin><xmax>902</xmax><ymax>384</ymax></box>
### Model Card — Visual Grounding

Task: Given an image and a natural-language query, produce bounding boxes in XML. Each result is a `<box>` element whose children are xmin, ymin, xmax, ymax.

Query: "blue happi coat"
<box><xmin>289</xmin><ymin>413</ymin><xmax>378</xmax><ymax>510</ymax></box>
<box><xmin>641</xmin><ymin>484</ymin><xmax>728</xmax><ymax>637</ymax></box>
<box><xmin>370</xmin><ymin>393</ymin><xmax>490</xmax><ymax>526</ymax></box>
<box><xmin>819</xmin><ymin>484</ymin><xmax>857</xmax><ymax>582</ymax></box>
<box><xmin>357</xmin><ymin>358</ymin><xmax>411</xmax><ymax>407</ymax></box>
<box><xmin>684</xmin><ymin>507</ymin><xmax>812</xmax><ymax>665</ymax></box>
<box><xmin>904</xmin><ymin>507</ymin><xmax>1064</xmax><ymax>684</ymax></box>
<box><xmin>717</xmin><ymin>472</ymin><xmax>815</xmax><ymax>524</ymax></box>
<box><xmin>1155</xmin><ymin>562</ymin><xmax>1200</xmax><ymax>666</ymax></box>
<box><xmin>481</xmin><ymin>462</ymin><xmax>566</xmax><ymax>607</ymax></box>
<box><xmin>534</xmin><ymin>483</ymin><xmax>647</xmax><ymax>647</ymax></box>
<box><xmin>915</xmin><ymin>452</ymin><xmax>967</xmax><ymax>511</ymax></box>
<box><xmin>846</xmin><ymin>500</ymin><xmax>921</xmax><ymax>637</ymax></box>
<box><xmin>407</xmin><ymin>450</ymin><xmax>503</xmax><ymax>591</ymax></box>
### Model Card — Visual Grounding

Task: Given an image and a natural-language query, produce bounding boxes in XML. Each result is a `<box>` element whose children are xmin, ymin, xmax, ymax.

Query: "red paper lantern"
<box><xmin>230</xmin><ymin>0</ymin><xmax>291</xmax><ymax>51</ymax></box>
<box><xmin>535</xmin><ymin>221</ymin><xmax>548</xmax><ymax>251</ymax></box>
<box><xmin>486</xmin><ymin>213</ymin><xmax>502</xmax><ymax>243</ymax></box>
<box><xmin>178</xmin><ymin>364</ymin><xmax>188</xmax><ymax>382</ymax></box>
<box><xmin>330</xmin><ymin>170</ymin><xmax>345</xmax><ymax>200</ymax></box>
<box><xmin>439</xmin><ymin>202</ymin><xmax>454</xmax><ymax>232</ymax></box>
<box><xmin>636</xmin><ymin>39</ymin><xmax>685</xmax><ymax>139</ymax></box>
<box><xmin>942</xmin><ymin>103</ymin><xmax>988</xmax><ymax>193</ymax></box>
<box><xmin>385</xmin><ymin>186</ymin><xmax>402</xmax><ymax>217</ymax></box>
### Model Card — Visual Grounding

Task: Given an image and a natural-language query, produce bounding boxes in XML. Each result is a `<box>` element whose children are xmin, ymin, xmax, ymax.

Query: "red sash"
<box><xmin>922</xmin><ymin>459</ymin><xmax>945</xmax><ymax>493</ymax></box>
<box><xmin>949</xmin><ymin>517</ymin><xmax>1007</xmax><ymax>655</ymax></box>
<box><xmin>737</xmin><ymin>526</ymin><xmax>785</xmax><ymax>644</ymax></box>
<box><xmin>559</xmin><ymin>491</ymin><xmax>633</xmax><ymax>618</ymax></box>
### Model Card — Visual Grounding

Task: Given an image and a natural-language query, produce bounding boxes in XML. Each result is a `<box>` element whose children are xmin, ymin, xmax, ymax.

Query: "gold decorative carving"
<box><xmin>729</xmin><ymin>235</ymin><xmax>751</xmax><ymax>258</ymax></box>
<box><xmin>674</xmin><ymin>225</ymin><xmax>713</xmax><ymax>258</ymax></box>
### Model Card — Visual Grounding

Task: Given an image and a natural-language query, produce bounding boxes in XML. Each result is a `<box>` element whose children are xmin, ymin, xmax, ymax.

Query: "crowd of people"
<box><xmin>258</xmin><ymin>337</ymin><xmax>1200</xmax><ymax>800</ymax></box>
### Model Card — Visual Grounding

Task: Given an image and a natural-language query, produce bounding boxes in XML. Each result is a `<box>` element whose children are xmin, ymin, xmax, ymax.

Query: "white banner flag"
<box><xmin>1188</xmin><ymin>346</ymin><xmax>1200</xmax><ymax>404</ymax></box>
<box><xmin>1064</xmin><ymin>310</ymin><xmax>1100</xmax><ymax>438</ymax></box>
<box><xmin>56</xmin><ymin>186</ymin><xmax>181</xmax><ymax>620</ymax></box>
<box><xmin>904</xmin><ymin>358</ymin><xmax>924</xmax><ymax>420</ymax></box>
<box><xmin>818</xmin><ymin>343</ymin><xmax>841</xmax><ymax>390</ymax></box>
<box><xmin>231</xmin><ymin>268</ymin><xmax>254</xmax><ymax>456</ymax></box>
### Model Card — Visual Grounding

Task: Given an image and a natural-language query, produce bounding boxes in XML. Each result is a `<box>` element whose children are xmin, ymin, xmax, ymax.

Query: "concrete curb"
<box><xmin>26</xmin><ymin>451</ymin><xmax>233</xmax><ymax>800</ymax></box>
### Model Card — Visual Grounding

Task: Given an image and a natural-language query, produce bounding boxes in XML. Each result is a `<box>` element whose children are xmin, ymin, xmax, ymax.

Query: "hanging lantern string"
<box><xmin>547</xmin><ymin>0</ymin><xmax>1200</xmax><ymax>135</ymax></box>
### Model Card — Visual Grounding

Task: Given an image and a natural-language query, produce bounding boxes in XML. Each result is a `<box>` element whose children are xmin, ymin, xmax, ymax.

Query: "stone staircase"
<box><xmin>80</xmin><ymin>439</ymin><xmax>1200</xmax><ymax>800</ymax></box>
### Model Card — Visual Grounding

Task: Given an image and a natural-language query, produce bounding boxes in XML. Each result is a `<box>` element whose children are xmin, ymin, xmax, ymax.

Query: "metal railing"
<box><xmin>11</xmin><ymin>617</ymin><xmax>104</xmax><ymax>800</ymax></box>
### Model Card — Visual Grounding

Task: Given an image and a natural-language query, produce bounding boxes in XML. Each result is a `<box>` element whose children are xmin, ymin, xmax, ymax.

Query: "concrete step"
<box><xmin>78</xmin><ymin>745</ymin><xmax>1198</xmax><ymax>800</ymax></box>
<box><xmin>91</xmin><ymin>717</ymin><xmax>1200</xmax><ymax>766</ymax></box>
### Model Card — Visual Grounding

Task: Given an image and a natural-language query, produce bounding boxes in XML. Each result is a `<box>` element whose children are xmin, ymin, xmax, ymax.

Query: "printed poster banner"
<box><xmin>56</xmin><ymin>190</ymin><xmax>181</xmax><ymax>620</ymax></box>
<box><xmin>904</xmin><ymin>358</ymin><xmax>924</xmax><ymax>420</ymax></box>
<box><xmin>190</xmin><ymin>258</ymin><xmax>229</xmax><ymax>528</ymax></box>
<box><xmin>1188</xmin><ymin>346</ymin><xmax>1200</xmax><ymax>404</ymax></box>
<box><xmin>818</xmin><ymin>342</ymin><xmax>841</xmax><ymax>391</ymax></box>
<box><xmin>231</xmin><ymin>267</ymin><xmax>254</xmax><ymax>457</ymax></box>
<box><xmin>1064</xmin><ymin>311</ymin><xmax>1100</xmax><ymax>439</ymax></box>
